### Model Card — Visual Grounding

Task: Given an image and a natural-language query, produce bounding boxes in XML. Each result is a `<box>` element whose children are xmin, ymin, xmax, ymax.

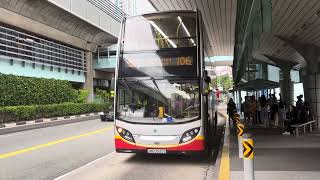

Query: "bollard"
<box><xmin>237</xmin><ymin>122</ymin><xmax>244</xmax><ymax>158</ymax></box>
<box><xmin>158</xmin><ymin>107</ymin><xmax>164</xmax><ymax>118</ymax></box>
<box><xmin>235</xmin><ymin>117</ymin><xmax>240</xmax><ymax>125</ymax></box>
<box><xmin>242</xmin><ymin>133</ymin><xmax>254</xmax><ymax>180</ymax></box>
<box><xmin>233</xmin><ymin>113</ymin><xmax>241</xmax><ymax>124</ymax></box>
<box><xmin>234</xmin><ymin>113</ymin><xmax>240</xmax><ymax>119</ymax></box>
<box><xmin>233</xmin><ymin>114</ymin><xmax>240</xmax><ymax>133</ymax></box>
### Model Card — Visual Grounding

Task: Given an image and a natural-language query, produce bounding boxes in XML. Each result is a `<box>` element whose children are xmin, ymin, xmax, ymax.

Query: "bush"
<box><xmin>95</xmin><ymin>89</ymin><xmax>112</xmax><ymax>107</ymax></box>
<box><xmin>0</xmin><ymin>74</ymin><xmax>78</xmax><ymax>106</ymax></box>
<box><xmin>0</xmin><ymin>103</ymin><xmax>108</xmax><ymax>123</ymax></box>
<box><xmin>76</xmin><ymin>89</ymin><xmax>89</xmax><ymax>103</ymax></box>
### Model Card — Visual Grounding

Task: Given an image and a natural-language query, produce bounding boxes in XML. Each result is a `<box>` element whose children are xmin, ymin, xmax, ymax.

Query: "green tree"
<box><xmin>76</xmin><ymin>89</ymin><xmax>89</xmax><ymax>103</ymax></box>
<box><xmin>95</xmin><ymin>89</ymin><xmax>112</xmax><ymax>108</ymax></box>
<box><xmin>217</xmin><ymin>75</ymin><xmax>233</xmax><ymax>91</ymax></box>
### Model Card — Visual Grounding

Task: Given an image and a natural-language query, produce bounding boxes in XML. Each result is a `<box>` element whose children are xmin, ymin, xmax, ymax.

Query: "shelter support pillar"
<box><xmin>278</xmin><ymin>37</ymin><xmax>320</xmax><ymax>128</ymax></box>
<box><xmin>84</xmin><ymin>51</ymin><xmax>94</xmax><ymax>103</ymax></box>
<box><xmin>238</xmin><ymin>90</ymin><xmax>242</xmax><ymax>107</ymax></box>
<box><xmin>280</xmin><ymin>67</ymin><xmax>294</xmax><ymax>106</ymax></box>
<box><xmin>262</xmin><ymin>55</ymin><xmax>297</xmax><ymax>105</ymax></box>
<box><xmin>302</xmin><ymin>73</ymin><xmax>320</xmax><ymax>128</ymax></box>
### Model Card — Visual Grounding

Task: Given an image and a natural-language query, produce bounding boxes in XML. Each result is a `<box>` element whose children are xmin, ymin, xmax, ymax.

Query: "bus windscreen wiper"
<box><xmin>120</xmin><ymin>79</ymin><xmax>137</xmax><ymax>108</ymax></box>
<box><xmin>151</xmin><ymin>77</ymin><xmax>161</xmax><ymax>92</ymax></box>
<box><xmin>120</xmin><ymin>79</ymin><xmax>133</xmax><ymax>96</ymax></box>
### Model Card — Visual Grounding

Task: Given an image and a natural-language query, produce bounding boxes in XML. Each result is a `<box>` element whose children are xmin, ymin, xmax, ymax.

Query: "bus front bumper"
<box><xmin>115</xmin><ymin>135</ymin><xmax>205</xmax><ymax>153</ymax></box>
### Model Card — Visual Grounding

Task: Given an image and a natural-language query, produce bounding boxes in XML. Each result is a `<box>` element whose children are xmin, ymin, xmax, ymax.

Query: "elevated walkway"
<box><xmin>0</xmin><ymin>0</ymin><xmax>121</xmax><ymax>52</ymax></box>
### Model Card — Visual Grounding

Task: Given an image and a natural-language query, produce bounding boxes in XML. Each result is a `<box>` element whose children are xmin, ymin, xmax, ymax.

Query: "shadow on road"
<box><xmin>124</xmin><ymin>119</ymin><xmax>226</xmax><ymax>168</ymax></box>
<box><xmin>125</xmin><ymin>152</ymin><xmax>212</xmax><ymax>165</ymax></box>
<box><xmin>121</xmin><ymin>103</ymin><xmax>227</xmax><ymax>165</ymax></box>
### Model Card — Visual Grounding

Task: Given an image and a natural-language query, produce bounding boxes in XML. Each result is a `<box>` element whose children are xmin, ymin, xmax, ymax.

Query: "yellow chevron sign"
<box><xmin>243</xmin><ymin>138</ymin><xmax>254</xmax><ymax>159</ymax></box>
<box><xmin>233</xmin><ymin>113</ymin><xmax>240</xmax><ymax>118</ymax></box>
<box><xmin>237</xmin><ymin>123</ymin><xmax>244</xmax><ymax>137</ymax></box>
<box><xmin>233</xmin><ymin>113</ymin><xmax>240</xmax><ymax>123</ymax></box>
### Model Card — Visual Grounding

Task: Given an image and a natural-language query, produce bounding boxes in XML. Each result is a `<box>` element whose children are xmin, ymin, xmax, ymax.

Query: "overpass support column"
<box><xmin>84</xmin><ymin>51</ymin><xmax>94</xmax><ymax>103</ymax></box>
<box><xmin>302</xmin><ymin>73</ymin><xmax>320</xmax><ymax>128</ymax></box>
<box><xmin>278</xmin><ymin>37</ymin><xmax>320</xmax><ymax>128</ymax></box>
<box><xmin>238</xmin><ymin>90</ymin><xmax>242</xmax><ymax>111</ymax></box>
<box><xmin>280</xmin><ymin>67</ymin><xmax>294</xmax><ymax>105</ymax></box>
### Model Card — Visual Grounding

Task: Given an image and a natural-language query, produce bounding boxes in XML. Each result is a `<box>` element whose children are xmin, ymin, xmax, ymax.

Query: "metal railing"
<box><xmin>0</xmin><ymin>24</ymin><xmax>86</xmax><ymax>71</ymax></box>
<box><xmin>88</xmin><ymin>0</ymin><xmax>127</xmax><ymax>22</ymax></box>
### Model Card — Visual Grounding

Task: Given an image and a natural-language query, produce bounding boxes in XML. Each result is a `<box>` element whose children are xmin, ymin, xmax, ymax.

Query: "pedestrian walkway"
<box><xmin>229</xmin><ymin>125</ymin><xmax>320</xmax><ymax>180</ymax></box>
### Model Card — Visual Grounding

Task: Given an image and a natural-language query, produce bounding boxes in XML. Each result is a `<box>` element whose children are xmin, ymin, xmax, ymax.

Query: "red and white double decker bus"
<box><xmin>114</xmin><ymin>10</ymin><xmax>216</xmax><ymax>154</ymax></box>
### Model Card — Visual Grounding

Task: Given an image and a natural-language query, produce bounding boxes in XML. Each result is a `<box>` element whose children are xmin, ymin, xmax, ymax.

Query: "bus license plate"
<box><xmin>147</xmin><ymin>149</ymin><xmax>167</xmax><ymax>154</ymax></box>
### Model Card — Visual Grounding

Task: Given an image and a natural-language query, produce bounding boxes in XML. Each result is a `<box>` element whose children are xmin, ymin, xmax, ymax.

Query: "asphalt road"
<box><xmin>0</xmin><ymin>119</ymin><xmax>115</xmax><ymax>180</ymax></box>
<box><xmin>56</xmin><ymin>106</ymin><xmax>226</xmax><ymax>180</ymax></box>
<box><xmin>0</xmin><ymin>105</ymin><xmax>226</xmax><ymax>180</ymax></box>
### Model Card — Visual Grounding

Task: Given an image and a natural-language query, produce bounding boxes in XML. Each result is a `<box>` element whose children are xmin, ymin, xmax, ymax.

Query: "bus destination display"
<box><xmin>161</xmin><ymin>56</ymin><xmax>193</xmax><ymax>66</ymax></box>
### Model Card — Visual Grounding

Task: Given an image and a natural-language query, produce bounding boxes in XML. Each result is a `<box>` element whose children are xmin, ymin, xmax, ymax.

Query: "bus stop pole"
<box><xmin>242</xmin><ymin>133</ymin><xmax>254</xmax><ymax>180</ymax></box>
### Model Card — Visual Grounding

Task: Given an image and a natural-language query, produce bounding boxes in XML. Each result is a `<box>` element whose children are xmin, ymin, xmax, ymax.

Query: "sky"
<box><xmin>210</xmin><ymin>56</ymin><xmax>233</xmax><ymax>61</ymax></box>
<box><xmin>135</xmin><ymin>0</ymin><xmax>156</xmax><ymax>15</ymax></box>
<box><xmin>215</xmin><ymin>66</ymin><xmax>232</xmax><ymax>76</ymax></box>
<box><xmin>112</xmin><ymin>0</ymin><xmax>156</xmax><ymax>16</ymax></box>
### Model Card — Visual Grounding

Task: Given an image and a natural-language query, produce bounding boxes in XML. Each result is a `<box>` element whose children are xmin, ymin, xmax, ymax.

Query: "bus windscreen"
<box><xmin>119</xmin><ymin>12</ymin><xmax>198</xmax><ymax>77</ymax></box>
<box><xmin>122</xmin><ymin>13</ymin><xmax>196</xmax><ymax>52</ymax></box>
<box><xmin>116</xmin><ymin>78</ymin><xmax>200</xmax><ymax>124</ymax></box>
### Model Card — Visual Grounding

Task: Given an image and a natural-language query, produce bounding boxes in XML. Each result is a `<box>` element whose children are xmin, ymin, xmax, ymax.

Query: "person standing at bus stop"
<box><xmin>270</xmin><ymin>94</ymin><xmax>279</xmax><ymax>127</ymax></box>
<box><xmin>249</xmin><ymin>95</ymin><xmax>257</xmax><ymax>125</ymax></box>
<box><xmin>227</xmin><ymin>98</ymin><xmax>237</xmax><ymax>125</ymax></box>
<box><xmin>296</xmin><ymin>95</ymin><xmax>304</xmax><ymax>122</ymax></box>
<box><xmin>257</xmin><ymin>97</ymin><xmax>262</xmax><ymax>124</ymax></box>
<box><xmin>243</xmin><ymin>96</ymin><xmax>250</xmax><ymax>124</ymax></box>
<box><xmin>260</xmin><ymin>95</ymin><xmax>269</xmax><ymax>127</ymax></box>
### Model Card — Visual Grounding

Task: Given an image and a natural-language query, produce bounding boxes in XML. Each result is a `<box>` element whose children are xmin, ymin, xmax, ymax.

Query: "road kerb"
<box><xmin>0</xmin><ymin>114</ymin><xmax>102</xmax><ymax>135</ymax></box>
<box><xmin>218</xmin><ymin>114</ymin><xmax>230</xmax><ymax>180</ymax></box>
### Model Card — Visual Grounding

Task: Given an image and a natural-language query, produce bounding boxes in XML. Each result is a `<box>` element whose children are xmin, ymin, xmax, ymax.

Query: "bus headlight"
<box><xmin>116</xmin><ymin>126</ymin><xmax>135</xmax><ymax>143</ymax></box>
<box><xmin>179</xmin><ymin>127</ymin><xmax>200</xmax><ymax>143</ymax></box>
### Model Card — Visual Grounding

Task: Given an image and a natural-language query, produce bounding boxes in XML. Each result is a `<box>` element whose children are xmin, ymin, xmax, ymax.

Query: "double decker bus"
<box><xmin>114</xmin><ymin>10</ymin><xmax>216</xmax><ymax>154</ymax></box>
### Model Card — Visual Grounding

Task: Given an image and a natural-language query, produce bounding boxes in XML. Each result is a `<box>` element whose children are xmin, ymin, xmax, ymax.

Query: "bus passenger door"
<box><xmin>201</xmin><ymin>76</ymin><xmax>214</xmax><ymax>149</ymax></box>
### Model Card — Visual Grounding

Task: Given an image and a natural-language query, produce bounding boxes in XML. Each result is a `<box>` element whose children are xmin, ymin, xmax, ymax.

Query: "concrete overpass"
<box><xmin>0</xmin><ymin>0</ymin><xmax>123</xmax><ymax>101</ymax></box>
<box><xmin>149</xmin><ymin>0</ymin><xmax>320</xmax><ymax>128</ymax></box>
<box><xmin>0</xmin><ymin>0</ymin><xmax>120</xmax><ymax>51</ymax></box>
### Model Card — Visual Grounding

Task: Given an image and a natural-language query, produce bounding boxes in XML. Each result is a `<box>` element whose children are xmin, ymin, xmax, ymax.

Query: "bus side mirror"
<box><xmin>201</xmin><ymin>76</ymin><xmax>211</xmax><ymax>96</ymax></box>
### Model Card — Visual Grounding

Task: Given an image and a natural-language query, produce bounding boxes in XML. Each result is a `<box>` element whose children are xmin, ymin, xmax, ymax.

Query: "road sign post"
<box><xmin>242</xmin><ymin>133</ymin><xmax>254</xmax><ymax>180</ymax></box>
<box><xmin>237</xmin><ymin>122</ymin><xmax>244</xmax><ymax>158</ymax></box>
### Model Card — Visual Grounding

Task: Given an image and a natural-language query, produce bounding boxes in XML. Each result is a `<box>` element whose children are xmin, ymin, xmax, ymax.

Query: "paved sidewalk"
<box><xmin>0</xmin><ymin>113</ymin><xmax>101</xmax><ymax>135</ymax></box>
<box><xmin>229</xmin><ymin>125</ymin><xmax>320</xmax><ymax>180</ymax></box>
